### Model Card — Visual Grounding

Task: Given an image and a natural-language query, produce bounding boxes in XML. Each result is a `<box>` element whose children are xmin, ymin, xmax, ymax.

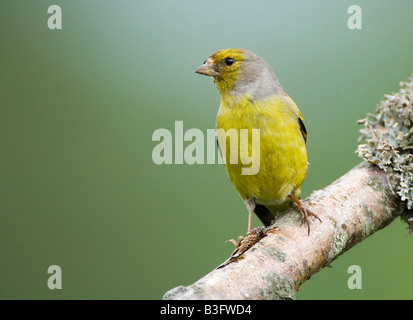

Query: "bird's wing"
<box><xmin>298</xmin><ymin>115</ymin><xmax>307</xmax><ymax>144</ymax></box>
<box><xmin>216</xmin><ymin>137</ymin><xmax>223</xmax><ymax>162</ymax></box>
<box><xmin>283</xmin><ymin>93</ymin><xmax>307</xmax><ymax>145</ymax></box>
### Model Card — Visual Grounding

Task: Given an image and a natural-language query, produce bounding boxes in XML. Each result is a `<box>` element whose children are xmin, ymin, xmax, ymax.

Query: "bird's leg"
<box><xmin>288</xmin><ymin>194</ymin><xmax>322</xmax><ymax>235</ymax></box>
<box><xmin>220</xmin><ymin>198</ymin><xmax>268</xmax><ymax>268</ymax></box>
<box><xmin>227</xmin><ymin>198</ymin><xmax>256</xmax><ymax>248</ymax></box>
<box><xmin>247</xmin><ymin>207</ymin><xmax>253</xmax><ymax>234</ymax></box>
<box><xmin>245</xmin><ymin>198</ymin><xmax>256</xmax><ymax>234</ymax></box>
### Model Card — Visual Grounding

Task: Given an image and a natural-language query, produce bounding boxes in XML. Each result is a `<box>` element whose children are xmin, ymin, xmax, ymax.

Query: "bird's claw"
<box><xmin>217</xmin><ymin>227</ymin><xmax>267</xmax><ymax>269</ymax></box>
<box><xmin>226</xmin><ymin>236</ymin><xmax>244</xmax><ymax>248</ymax></box>
<box><xmin>293</xmin><ymin>201</ymin><xmax>322</xmax><ymax>235</ymax></box>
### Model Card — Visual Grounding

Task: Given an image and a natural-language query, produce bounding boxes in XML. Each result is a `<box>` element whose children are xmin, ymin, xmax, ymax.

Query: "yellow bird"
<box><xmin>195</xmin><ymin>48</ymin><xmax>320</xmax><ymax>237</ymax></box>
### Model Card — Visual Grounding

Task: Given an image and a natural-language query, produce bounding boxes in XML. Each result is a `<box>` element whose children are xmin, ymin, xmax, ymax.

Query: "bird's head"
<box><xmin>194</xmin><ymin>48</ymin><xmax>283</xmax><ymax>99</ymax></box>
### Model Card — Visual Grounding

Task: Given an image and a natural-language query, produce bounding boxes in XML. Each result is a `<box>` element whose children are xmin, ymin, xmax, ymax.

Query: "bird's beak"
<box><xmin>194</xmin><ymin>58</ymin><xmax>219</xmax><ymax>77</ymax></box>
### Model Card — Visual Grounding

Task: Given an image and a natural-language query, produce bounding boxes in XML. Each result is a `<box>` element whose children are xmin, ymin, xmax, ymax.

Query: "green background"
<box><xmin>1</xmin><ymin>0</ymin><xmax>412</xmax><ymax>300</ymax></box>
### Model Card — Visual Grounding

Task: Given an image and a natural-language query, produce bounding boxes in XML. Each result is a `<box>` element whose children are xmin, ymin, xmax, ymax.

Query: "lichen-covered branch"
<box><xmin>356</xmin><ymin>74</ymin><xmax>413</xmax><ymax>229</ymax></box>
<box><xmin>163</xmin><ymin>74</ymin><xmax>413</xmax><ymax>300</ymax></box>
<box><xmin>164</xmin><ymin>163</ymin><xmax>403</xmax><ymax>300</ymax></box>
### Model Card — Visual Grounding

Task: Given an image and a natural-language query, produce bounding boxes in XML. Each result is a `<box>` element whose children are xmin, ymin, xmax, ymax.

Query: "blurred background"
<box><xmin>1</xmin><ymin>0</ymin><xmax>412</xmax><ymax>300</ymax></box>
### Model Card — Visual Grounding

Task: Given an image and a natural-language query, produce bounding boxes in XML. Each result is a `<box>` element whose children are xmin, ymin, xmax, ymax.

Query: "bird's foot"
<box><xmin>226</xmin><ymin>236</ymin><xmax>245</xmax><ymax>248</ymax></box>
<box><xmin>288</xmin><ymin>194</ymin><xmax>322</xmax><ymax>235</ymax></box>
<box><xmin>217</xmin><ymin>227</ymin><xmax>266</xmax><ymax>269</ymax></box>
<box><xmin>227</xmin><ymin>227</ymin><xmax>266</xmax><ymax>254</ymax></box>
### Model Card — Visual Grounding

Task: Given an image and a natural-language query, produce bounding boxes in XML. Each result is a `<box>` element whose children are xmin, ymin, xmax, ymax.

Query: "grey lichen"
<box><xmin>363</xmin><ymin>175</ymin><xmax>383</xmax><ymax>192</ymax></box>
<box><xmin>356</xmin><ymin>74</ymin><xmax>413</xmax><ymax>229</ymax></box>
<box><xmin>327</xmin><ymin>224</ymin><xmax>349</xmax><ymax>263</ymax></box>
<box><xmin>262</xmin><ymin>246</ymin><xmax>286</xmax><ymax>262</ymax></box>
<box><xmin>362</xmin><ymin>205</ymin><xmax>376</xmax><ymax>236</ymax></box>
<box><xmin>260</xmin><ymin>273</ymin><xmax>296</xmax><ymax>300</ymax></box>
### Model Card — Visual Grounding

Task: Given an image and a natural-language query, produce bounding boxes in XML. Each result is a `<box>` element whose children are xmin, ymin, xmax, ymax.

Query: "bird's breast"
<box><xmin>216</xmin><ymin>94</ymin><xmax>308</xmax><ymax>204</ymax></box>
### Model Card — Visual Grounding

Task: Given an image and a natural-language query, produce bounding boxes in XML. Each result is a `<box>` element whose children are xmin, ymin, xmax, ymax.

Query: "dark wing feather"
<box><xmin>217</xmin><ymin>137</ymin><xmax>223</xmax><ymax>162</ymax></box>
<box><xmin>298</xmin><ymin>116</ymin><xmax>307</xmax><ymax>144</ymax></box>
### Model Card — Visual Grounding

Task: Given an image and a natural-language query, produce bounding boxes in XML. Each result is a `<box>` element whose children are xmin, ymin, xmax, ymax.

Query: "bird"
<box><xmin>194</xmin><ymin>48</ymin><xmax>320</xmax><ymax>241</ymax></box>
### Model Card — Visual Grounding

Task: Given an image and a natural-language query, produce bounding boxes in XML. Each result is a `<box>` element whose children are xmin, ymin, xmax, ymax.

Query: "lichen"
<box><xmin>363</xmin><ymin>175</ymin><xmax>383</xmax><ymax>192</ymax></box>
<box><xmin>260</xmin><ymin>273</ymin><xmax>296</xmax><ymax>300</ymax></box>
<box><xmin>262</xmin><ymin>246</ymin><xmax>286</xmax><ymax>262</ymax></box>
<box><xmin>356</xmin><ymin>74</ymin><xmax>413</xmax><ymax>230</ymax></box>
<box><xmin>362</xmin><ymin>205</ymin><xmax>376</xmax><ymax>237</ymax></box>
<box><xmin>327</xmin><ymin>225</ymin><xmax>349</xmax><ymax>262</ymax></box>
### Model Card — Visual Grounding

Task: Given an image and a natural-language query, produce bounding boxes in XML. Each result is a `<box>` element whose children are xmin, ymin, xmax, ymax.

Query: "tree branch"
<box><xmin>163</xmin><ymin>74</ymin><xmax>413</xmax><ymax>300</ymax></box>
<box><xmin>164</xmin><ymin>163</ymin><xmax>403</xmax><ymax>300</ymax></box>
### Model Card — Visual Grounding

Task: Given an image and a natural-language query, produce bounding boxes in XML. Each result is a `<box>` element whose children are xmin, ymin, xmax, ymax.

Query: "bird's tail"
<box><xmin>255</xmin><ymin>202</ymin><xmax>291</xmax><ymax>227</ymax></box>
<box><xmin>254</xmin><ymin>204</ymin><xmax>274</xmax><ymax>227</ymax></box>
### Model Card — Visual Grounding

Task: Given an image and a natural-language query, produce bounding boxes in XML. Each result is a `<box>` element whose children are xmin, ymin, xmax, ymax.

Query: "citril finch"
<box><xmin>195</xmin><ymin>48</ymin><xmax>320</xmax><ymax>237</ymax></box>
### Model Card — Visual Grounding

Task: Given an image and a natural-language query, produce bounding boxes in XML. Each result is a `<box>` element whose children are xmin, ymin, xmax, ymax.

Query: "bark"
<box><xmin>163</xmin><ymin>163</ymin><xmax>403</xmax><ymax>300</ymax></box>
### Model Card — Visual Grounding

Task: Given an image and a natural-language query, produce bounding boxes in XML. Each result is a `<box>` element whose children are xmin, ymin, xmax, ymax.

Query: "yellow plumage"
<box><xmin>216</xmin><ymin>93</ymin><xmax>307</xmax><ymax>213</ymax></box>
<box><xmin>195</xmin><ymin>48</ymin><xmax>318</xmax><ymax>236</ymax></box>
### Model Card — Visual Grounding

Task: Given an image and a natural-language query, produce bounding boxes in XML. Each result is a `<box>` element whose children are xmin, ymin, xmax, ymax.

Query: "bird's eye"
<box><xmin>224</xmin><ymin>57</ymin><xmax>235</xmax><ymax>66</ymax></box>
